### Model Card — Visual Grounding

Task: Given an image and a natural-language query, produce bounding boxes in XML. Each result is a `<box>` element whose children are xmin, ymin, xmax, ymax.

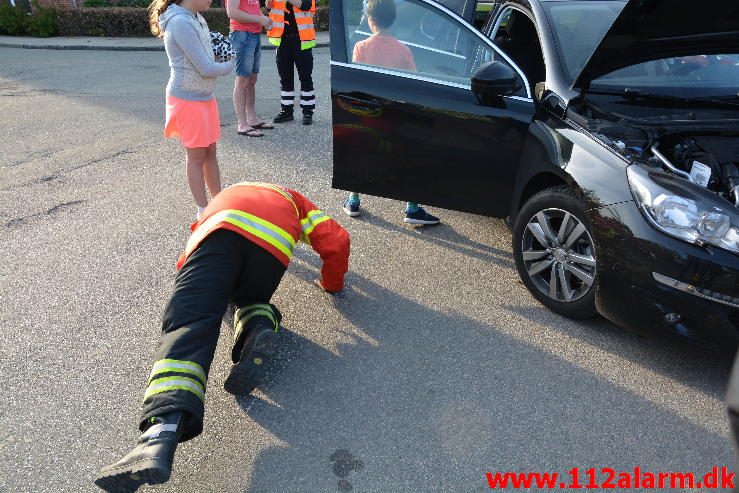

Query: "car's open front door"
<box><xmin>329</xmin><ymin>0</ymin><xmax>535</xmax><ymax>216</ymax></box>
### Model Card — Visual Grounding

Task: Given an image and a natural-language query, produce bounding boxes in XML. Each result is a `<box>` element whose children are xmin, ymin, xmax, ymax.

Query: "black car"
<box><xmin>329</xmin><ymin>0</ymin><xmax>739</xmax><ymax>346</ymax></box>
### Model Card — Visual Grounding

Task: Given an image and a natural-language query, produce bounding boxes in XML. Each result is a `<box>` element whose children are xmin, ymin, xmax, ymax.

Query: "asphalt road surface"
<box><xmin>1</xmin><ymin>47</ymin><xmax>736</xmax><ymax>493</ymax></box>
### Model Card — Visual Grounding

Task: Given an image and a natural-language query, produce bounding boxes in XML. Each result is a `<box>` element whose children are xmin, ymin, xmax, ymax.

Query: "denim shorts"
<box><xmin>230</xmin><ymin>30</ymin><xmax>261</xmax><ymax>77</ymax></box>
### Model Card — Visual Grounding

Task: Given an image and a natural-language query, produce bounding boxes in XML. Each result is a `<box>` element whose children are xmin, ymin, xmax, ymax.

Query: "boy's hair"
<box><xmin>365</xmin><ymin>0</ymin><xmax>396</xmax><ymax>30</ymax></box>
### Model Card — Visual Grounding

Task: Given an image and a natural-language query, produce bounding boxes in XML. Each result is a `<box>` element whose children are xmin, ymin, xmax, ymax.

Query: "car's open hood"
<box><xmin>574</xmin><ymin>0</ymin><xmax>739</xmax><ymax>89</ymax></box>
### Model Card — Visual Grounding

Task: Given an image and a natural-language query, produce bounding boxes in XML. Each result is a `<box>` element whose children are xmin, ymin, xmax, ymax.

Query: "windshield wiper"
<box><xmin>587</xmin><ymin>88</ymin><xmax>739</xmax><ymax>109</ymax></box>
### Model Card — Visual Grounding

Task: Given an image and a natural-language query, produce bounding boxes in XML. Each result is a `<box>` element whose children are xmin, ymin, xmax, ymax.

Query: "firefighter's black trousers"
<box><xmin>277</xmin><ymin>33</ymin><xmax>315</xmax><ymax>115</ymax></box>
<box><xmin>140</xmin><ymin>230</ymin><xmax>286</xmax><ymax>442</ymax></box>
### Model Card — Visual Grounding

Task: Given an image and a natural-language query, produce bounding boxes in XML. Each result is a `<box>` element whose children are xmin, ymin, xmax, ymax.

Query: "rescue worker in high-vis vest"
<box><xmin>266</xmin><ymin>0</ymin><xmax>317</xmax><ymax>125</ymax></box>
<box><xmin>94</xmin><ymin>182</ymin><xmax>350</xmax><ymax>493</ymax></box>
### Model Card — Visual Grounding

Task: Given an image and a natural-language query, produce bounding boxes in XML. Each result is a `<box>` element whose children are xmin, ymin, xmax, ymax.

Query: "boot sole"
<box><xmin>94</xmin><ymin>458</ymin><xmax>170</xmax><ymax>493</ymax></box>
<box><xmin>224</xmin><ymin>327</ymin><xmax>278</xmax><ymax>396</ymax></box>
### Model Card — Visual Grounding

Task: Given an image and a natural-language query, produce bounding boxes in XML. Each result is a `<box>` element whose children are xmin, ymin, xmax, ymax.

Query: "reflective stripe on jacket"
<box><xmin>177</xmin><ymin>182</ymin><xmax>350</xmax><ymax>292</ymax></box>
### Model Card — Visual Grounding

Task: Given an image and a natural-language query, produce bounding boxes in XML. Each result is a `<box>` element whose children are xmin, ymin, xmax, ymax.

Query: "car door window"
<box><xmin>489</xmin><ymin>7</ymin><xmax>545</xmax><ymax>94</ymax></box>
<box><xmin>342</xmin><ymin>0</ymin><xmax>524</xmax><ymax>91</ymax></box>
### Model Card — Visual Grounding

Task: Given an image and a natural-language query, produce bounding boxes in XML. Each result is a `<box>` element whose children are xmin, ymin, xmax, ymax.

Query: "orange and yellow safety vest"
<box><xmin>267</xmin><ymin>0</ymin><xmax>316</xmax><ymax>50</ymax></box>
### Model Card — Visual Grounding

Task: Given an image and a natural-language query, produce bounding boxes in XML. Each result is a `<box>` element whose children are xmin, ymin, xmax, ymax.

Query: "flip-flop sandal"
<box><xmin>238</xmin><ymin>128</ymin><xmax>264</xmax><ymax>137</ymax></box>
<box><xmin>251</xmin><ymin>121</ymin><xmax>275</xmax><ymax>130</ymax></box>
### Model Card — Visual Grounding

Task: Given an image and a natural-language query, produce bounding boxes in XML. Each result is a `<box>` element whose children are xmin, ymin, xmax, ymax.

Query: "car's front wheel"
<box><xmin>512</xmin><ymin>186</ymin><xmax>598</xmax><ymax>319</ymax></box>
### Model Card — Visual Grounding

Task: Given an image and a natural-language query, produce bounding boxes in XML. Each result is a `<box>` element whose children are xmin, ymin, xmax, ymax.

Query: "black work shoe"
<box><xmin>224</xmin><ymin>319</ymin><xmax>279</xmax><ymax>396</ymax></box>
<box><xmin>94</xmin><ymin>412</ymin><xmax>184</xmax><ymax>493</ymax></box>
<box><xmin>273</xmin><ymin>109</ymin><xmax>294</xmax><ymax>123</ymax></box>
<box><xmin>302</xmin><ymin>113</ymin><xmax>313</xmax><ymax>125</ymax></box>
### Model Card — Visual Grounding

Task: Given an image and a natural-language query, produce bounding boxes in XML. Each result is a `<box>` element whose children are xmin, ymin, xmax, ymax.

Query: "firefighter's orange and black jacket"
<box><xmin>177</xmin><ymin>182</ymin><xmax>350</xmax><ymax>292</ymax></box>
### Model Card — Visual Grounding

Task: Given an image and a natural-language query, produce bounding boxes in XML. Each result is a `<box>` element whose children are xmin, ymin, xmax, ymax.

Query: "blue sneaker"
<box><xmin>343</xmin><ymin>198</ymin><xmax>361</xmax><ymax>217</ymax></box>
<box><xmin>404</xmin><ymin>207</ymin><xmax>440</xmax><ymax>225</ymax></box>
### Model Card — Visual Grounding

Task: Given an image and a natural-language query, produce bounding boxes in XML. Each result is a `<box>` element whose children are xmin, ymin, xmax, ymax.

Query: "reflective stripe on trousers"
<box><xmin>145</xmin><ymin>359</ymin><xmax>207</xmax><ymax>402</ymax></box>
<box><xmin>234</xmin><ymin>303</ymin><xmax>280</xmax><ymax>344</ymax></box>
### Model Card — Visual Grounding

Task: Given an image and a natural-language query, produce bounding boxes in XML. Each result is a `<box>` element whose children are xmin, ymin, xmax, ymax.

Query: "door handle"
<box><xmin>337</xmin><ymin>94</ymin><xmax>384</xmax><ymax>111</ymax></box>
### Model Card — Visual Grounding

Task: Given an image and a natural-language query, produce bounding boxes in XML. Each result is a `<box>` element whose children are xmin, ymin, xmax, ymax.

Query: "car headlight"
<box><xmin>627</xmin><ymin>164</ymin><xmax>739</xmax><ymax>254</ymax></box>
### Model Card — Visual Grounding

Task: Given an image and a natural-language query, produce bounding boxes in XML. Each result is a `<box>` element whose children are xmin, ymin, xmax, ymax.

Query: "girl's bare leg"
<box><xmin>186</xmin><ymin>146</ymin><xmax>209</xmax><ymax>207</ymax></box>
<box><xmin>203</xmin><ymin>143</ymin><xmax>222</xmax><ymax>199</ymax></box>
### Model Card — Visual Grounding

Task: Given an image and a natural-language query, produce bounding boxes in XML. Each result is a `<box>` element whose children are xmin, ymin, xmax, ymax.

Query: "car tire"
<box><xmin>512</xmin><ymin>185</ymin><xmax>598</xmax><ymax>319</ymax></box>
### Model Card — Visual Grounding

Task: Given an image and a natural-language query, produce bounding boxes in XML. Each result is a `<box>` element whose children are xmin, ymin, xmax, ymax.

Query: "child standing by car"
<box><xmin>227</xmin><ymin>0</ymin><xmax>275</xmax><ymax>137</ymax></box>
<box><xmin>343</xmin><ymin>0</ymin><xmax>440</xmax><ymax>225</ymax></box>
<box><xmin>150</xmin><ymin>0</ymin><xmax>233</xmax><ymax>219</ymax></box>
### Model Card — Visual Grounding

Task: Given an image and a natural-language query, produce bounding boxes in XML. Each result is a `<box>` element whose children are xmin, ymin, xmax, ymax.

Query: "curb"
<box><xmin>0</xmin><ymin>40</ymin><xmax>329</xmax><ymax>52</ymax></box>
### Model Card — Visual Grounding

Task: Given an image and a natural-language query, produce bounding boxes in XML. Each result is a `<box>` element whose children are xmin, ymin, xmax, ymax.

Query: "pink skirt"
<box><xmin>164</xmin><ymin>95</ymin><xmax>221</xmax><ymax>148</ymax></box>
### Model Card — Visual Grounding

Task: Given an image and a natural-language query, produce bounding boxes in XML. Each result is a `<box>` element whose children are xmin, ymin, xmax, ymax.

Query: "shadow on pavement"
<box><xmin>500</xmin><ymin>303</ymin><xmax>735</xmax><ymax>402</ymax></box>
<box><xmin>229</xmin><ymin>256</ymin><xmax>733</xmax><ymax>492</ymax></box>
<box><xmin>356</xmin><ymin>210</ymin><xmax>513</xmax><ymax>268</ymax></box>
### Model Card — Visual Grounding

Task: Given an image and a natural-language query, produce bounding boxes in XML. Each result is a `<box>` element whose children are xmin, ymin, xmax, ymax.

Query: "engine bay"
<box><xmin>588</xmin><ymin>121</ymin><xmax>739</xmax><ymax>207</ymax></box>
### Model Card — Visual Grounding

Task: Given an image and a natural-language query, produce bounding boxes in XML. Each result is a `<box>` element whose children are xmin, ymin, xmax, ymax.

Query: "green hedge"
<box><xmin>56</xmin><ymin>5</ymin><xmax>327</xmax><ymax>36</ymax></box>
<box><xmin>0</xmin><ymin>2</ymin><xmax>57</xmax><ymax>37</ymax></box>
<box><xmin>56</xmin><ymin>7</ymin><xmax>151</xmax><ymax>35</ymax></box>
<box><xmin>83</xmin><ymin>0</ymin><xmax>151</xmax><ymax>7</ymax></box>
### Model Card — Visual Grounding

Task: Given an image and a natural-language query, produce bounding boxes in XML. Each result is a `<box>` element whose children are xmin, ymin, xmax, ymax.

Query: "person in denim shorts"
<box><xmin>227</xmin><ymin>0</ymin><xmax>274</xmax><ymax>137</ymax></box>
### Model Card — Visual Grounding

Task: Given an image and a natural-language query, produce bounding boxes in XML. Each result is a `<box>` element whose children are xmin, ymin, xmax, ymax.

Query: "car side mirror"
<box><xmin>471</xmin><ymin>61</ymin><xmax>522</xmax><ymax>105</ymax></box>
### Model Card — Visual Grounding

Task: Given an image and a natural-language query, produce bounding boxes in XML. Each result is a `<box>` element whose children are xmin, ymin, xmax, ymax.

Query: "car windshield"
<box><xmin>591</xmin><ymin>55</ymin><xmax>739</xmax><ymax>100</ymax></box>
<box><xmin>542</xmin><ymin>0</ymin><xmax>624</xmax><ymax>83</ymax></box>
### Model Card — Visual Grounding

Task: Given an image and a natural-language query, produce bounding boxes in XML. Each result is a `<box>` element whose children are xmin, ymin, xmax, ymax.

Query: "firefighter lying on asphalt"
<box><xmin>94</xmin><ymin>182</ymin><xmax>351</xmax><ymax>492</ymax></box>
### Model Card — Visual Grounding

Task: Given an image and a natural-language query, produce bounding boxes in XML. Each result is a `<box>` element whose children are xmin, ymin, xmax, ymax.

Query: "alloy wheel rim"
<box><xmin>521</xmin><ymin>208</ymin><xmax>596</xmax><ymax>303</ymax></box>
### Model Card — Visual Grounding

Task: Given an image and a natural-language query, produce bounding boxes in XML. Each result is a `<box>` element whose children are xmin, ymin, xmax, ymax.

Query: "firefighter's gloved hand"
<box><xmin>314</xmin><ymin>278</ymin><xmax>342</xmax><ymax>295</ymax></box>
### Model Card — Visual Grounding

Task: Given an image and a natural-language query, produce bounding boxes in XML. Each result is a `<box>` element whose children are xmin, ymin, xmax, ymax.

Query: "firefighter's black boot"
<box><xmin>224</xmin><ymin>304</ymin><xmax>282</xmax><ymax>396</ymax></box>
<box><xmin>94</xmin><ymin>411</ymin><xmax>185</xmax><ymax>493</ymax></box>
<box><xmin>273</xmin><ymin>107</ymin><xmax>294</xmax><ymax>123</ymax></box>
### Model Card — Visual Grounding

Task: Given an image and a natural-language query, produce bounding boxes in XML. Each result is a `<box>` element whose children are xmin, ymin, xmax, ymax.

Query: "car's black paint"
<box><xmin>592</xmin><ymin>200</ymin><xmax>739</xmax><ymax>346</ymax></box>
<box><xmin>332</xmin><ymin>65</ymin><xmax>535</xmax><ymax>216</ymax></box>
<box><xmin>330</xmin><ymin>0</ymin><xmax>739</xmax><ymax>343</ymax></box>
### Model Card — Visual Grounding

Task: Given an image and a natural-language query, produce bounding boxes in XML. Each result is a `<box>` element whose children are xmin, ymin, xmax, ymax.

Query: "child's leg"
<box><xmin>203</xmin><ymin>143</ymin><xmax>221</xmax><ymax>200</ymax></box>
<box><xmin>406</xmin><ymin>202</ymin><xmax>420</xmax><ymax>212</ymax></box>
<box><xmin>349</xmin><ymin>192</ymin><xmax>361</xmax><ymax>203</ymax></box>
<box><xmin>244</xmin><ymin>34</ymin><xmax>262</xmax><ymax>125</ymax></box>
<box><xmin>244</xmin><ymin>74</ymin><xmax>258</xmax><ymax>125</ymax></box>
<box><xmin>231</xmin><ymin>31</ymin><xmax>251</xmax><ymax>132</ymax></box>
<box><xmin>185</xmin><ymin>146</ymin><xmax>209</xmax><ymax>208</ymax></box>
<box><xmin>233</xmin><ymin>76</ymin><xmax>250</xmax><ymax>132</ymax></box>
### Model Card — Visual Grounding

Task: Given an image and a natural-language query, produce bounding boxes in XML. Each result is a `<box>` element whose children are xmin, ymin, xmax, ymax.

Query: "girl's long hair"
<box><xmin>148</xmin><ymin>0</ymin><xmax>182</xmax><ymax>37</ymax></box>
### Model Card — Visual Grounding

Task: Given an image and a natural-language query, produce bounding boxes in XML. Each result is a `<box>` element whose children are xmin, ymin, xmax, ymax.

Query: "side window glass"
<box><xmin>490</xmin><ymin>8</ymin><xmax>512</xmax><ymax>44</ymax></box>
<box><xmin>342</xmin><ymin>0</ymin><xmax>524</xmax><ymax>91</ymax></box>
<box><xmin>490</xmin><ymin>7</ymin><xmax>544</xmax><ymax>94</ymax></box>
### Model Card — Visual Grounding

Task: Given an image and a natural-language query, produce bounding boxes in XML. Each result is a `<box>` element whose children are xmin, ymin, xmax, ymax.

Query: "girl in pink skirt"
<box><xmin>150</xmin><ymin>0</ymin><xmax>233</xmax><ymax>218</ymax></box>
